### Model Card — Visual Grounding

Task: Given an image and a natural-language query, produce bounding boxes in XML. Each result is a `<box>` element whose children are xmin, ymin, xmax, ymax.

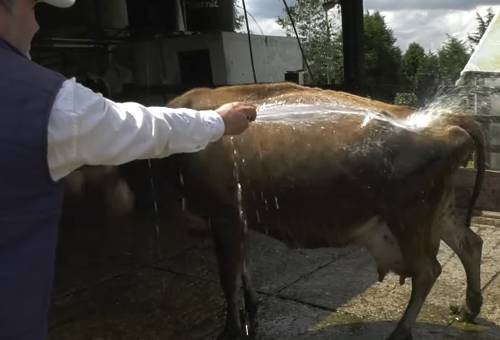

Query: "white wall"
<box><xmin>132</xmin><ymin>33</ymin><xmax>226</xmax><ymax>87</ymax></box>
<box><xmin>132</xmin><ymin>32</ymin><xmax>303</xmax><ymax>87</ymax></box>
<box><xmin>221</xmin><ymin>32</ymin><xmax>303</xmax><ymax>84</ymax></box>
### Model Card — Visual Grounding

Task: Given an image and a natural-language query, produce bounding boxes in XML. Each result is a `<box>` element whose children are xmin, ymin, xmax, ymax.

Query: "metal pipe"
<box><xmin>282</xmin><ymin>0</ymin><xmax>315</xmax><ymax>84</ymax></box>
<box><xmin>241</xmin><ymin>0</ymin><xmax>257</xmax><ymax>83</ymax></box>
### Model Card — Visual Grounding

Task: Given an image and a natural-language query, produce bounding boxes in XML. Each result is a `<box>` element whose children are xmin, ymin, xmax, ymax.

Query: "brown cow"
<box><xmin>166</xmin><ymin>83</ymin><xmax>485</xmax><ymax>340</ymax></box>
<box><xmin>168</xmin><ymin>82</ymin><xmax>415</xmax><ymax>119</ymax></box>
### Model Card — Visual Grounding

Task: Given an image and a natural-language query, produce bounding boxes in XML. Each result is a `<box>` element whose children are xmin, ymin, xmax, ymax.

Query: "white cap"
<box><xmin>38</xmin><ymin>0</ymin><xmax>75</xmax><ymax>8</ymax></box>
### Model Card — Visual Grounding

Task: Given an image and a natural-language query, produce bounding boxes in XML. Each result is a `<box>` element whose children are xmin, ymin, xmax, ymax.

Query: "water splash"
<box><xmin>274</xmin><ymin>196</ymin><xmax>280</xmax><ymax>210</ymax></box>
<box><xmin>255</xmin><ymin>95</ymin><xmax>474</xmax><ymax>132</ymax></box>
<box><xmin>400</xmin><ymin>86</ymin><xmax>487</xmax><ymax>129</ymax></box>
<box><xmin>146</xmin><ymin>159</ymin><xmax>161</xmax><ymax>258</ymax></box>
<box><xmin>230</xmin><ymin>137</ymin><xmax>249</xmax><ymax>232</ymax></box>
<box><xmin>178</xmin><ymin>171</ymin><xmax>186</xmax><ymax>213</ymax></box>
<box><xmin>256</xmin><ymin>103</ymin><xmax>370</xmax><ymax>122</ymax></box>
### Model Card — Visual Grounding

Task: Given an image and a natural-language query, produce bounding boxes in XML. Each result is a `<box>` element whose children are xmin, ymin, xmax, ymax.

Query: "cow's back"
<box><xmin>167</xmin><ymin>82</ymin><xmax>415</xmax><ymax>118</ymax></box>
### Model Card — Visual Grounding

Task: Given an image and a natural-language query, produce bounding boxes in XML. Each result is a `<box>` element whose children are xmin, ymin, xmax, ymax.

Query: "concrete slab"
<box><xmin>49</xmin><ymin>218</ymin><xmax>500</xmax><ymax>340</ymax></box>
<box><xmin>156</xmin><ymin>231</ymin><xmax>355</xmax><ymax>294</ymax></box>
<box><xmin>50</xmin><ymin>269</ymin><xmax>225</xmax><ymax>340</ymax></box>
<box><xmin>54</xmin><ymin>211</ymin><xmax>200</xmax><ymax>297</ymax></box>
<box><xmin>253</xmin><ymin>296</ymin><xmax>494</xmax><ymax>340</ymax></box>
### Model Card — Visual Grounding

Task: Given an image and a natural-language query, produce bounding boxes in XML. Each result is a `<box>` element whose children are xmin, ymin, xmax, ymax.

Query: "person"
<box><xmin>0</xmin><ymin>0</ymin><xmax>257</xmax><ymax>339</ymax></box>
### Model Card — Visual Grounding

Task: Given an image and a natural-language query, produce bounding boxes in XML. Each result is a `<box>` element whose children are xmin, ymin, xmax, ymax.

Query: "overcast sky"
<box><xmin>243</xmin><ymin>0</ymin><xmax>500</xmax><ymax>52</ymax></box>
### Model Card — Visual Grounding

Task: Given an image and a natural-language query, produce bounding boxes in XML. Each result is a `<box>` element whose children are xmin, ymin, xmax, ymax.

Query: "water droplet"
<box><xmin>179</xmin><ymin>172</ymin><xmax>184</xmax><ymax>186</ymax></box>
<box><xmin>231</xmin><ymin>140</ymin><xmax>249</xmax><ymax>233</ymax></box>
<box><xmin>274</xmin><ymin>196</ymin><xmax>280</xmax><ymax>210</ymax></box>
<box><xmin>237</xmin><ymin>183</ymin><xmax>243</xmax><ymax>202</ymax></box>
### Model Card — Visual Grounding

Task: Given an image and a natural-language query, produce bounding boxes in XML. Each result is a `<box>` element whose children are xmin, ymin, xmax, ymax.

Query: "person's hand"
<box><xmin>216</xmin><ymin>102</ymin><xmax>257</xmax><ymax>135</ymax></box>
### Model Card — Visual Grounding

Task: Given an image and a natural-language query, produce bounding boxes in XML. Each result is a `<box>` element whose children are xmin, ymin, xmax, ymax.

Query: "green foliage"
<box><xmin>275</xmin><ymin>2</ymin><xmax>475</xmax><ymax>104</ymax></box>
<box><xmin>363</xmin><ymin>11</ymin><xmax>403</xmax><ymax>101</ymax></box>
<box><xmin>468</xmin><ymin>8</ymin><xmax>495</xmax><ymax>48</ymax></box>
<box><xmin>438</xmin><ymin>36</ymin><xmax>470</xmax><ymax>85</ymax></box>
<box><xmin>277</xmin><ymin>0</ymin><xmax>343</xmax><ymax>85</ymax></box>
<box><xmin>414</xmin><ymin>51</ymin><xmax>440</xmax><ymax>105</ymax></box>
<box><xmin>277</xmin><ymin>5</ymin><xmax>403</xmax><ymax>97</ymax></box>
<box><xmin>394</xmin><ymin>92</ymin><xmax>417</xmax><ymax>106</ymax></box>
<box><xmin>233</xmin><ymin>0</ymin><xmax>244</xmax><ymax>32</ymax></box>
<box><xmin>402</xmin><ymin>42</ymin><xmax>426</xmax><ymax>87</ymax></box>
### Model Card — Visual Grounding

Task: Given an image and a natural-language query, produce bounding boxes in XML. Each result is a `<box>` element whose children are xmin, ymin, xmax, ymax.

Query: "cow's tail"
<box><xmin>449</xmin><ymin>116</ymin><xmax>486</xmax><ymax>227</ymax></box>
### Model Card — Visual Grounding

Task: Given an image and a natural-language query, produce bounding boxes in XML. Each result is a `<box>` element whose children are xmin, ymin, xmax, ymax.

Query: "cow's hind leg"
<box><xmin>388</xmin><ymin>256</ymin><xmax>442</xmax><ymax>340</ymax></box>
<box><xmin>212</xmin><ymin>215</ymin><xmax>249</xmax><ymax>340</ymax></box>
<box><xmin>441</xmin><ymin>213</ymin><xmax>483</xmax><ymax>322</ymax></box>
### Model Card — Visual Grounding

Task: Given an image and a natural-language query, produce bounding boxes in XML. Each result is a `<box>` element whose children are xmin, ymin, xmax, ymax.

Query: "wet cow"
<box><xmin>166</xmin><ymin>83</ymin><xmax>485</xmax><ymax>340</ymax></box>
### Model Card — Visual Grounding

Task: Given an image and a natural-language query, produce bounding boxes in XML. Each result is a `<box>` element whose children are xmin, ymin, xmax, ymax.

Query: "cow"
<box><xmin>164</xmin><ymin>83</ymin><xmax>486</xmax><ymax>340</ymax></box>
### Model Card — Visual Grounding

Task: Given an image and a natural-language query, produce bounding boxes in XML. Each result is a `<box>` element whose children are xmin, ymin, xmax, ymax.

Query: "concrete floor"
<box><xmin>49</xmin><ymin>212</ymin><xmax>500</xmax><ymax>340</ymax></box>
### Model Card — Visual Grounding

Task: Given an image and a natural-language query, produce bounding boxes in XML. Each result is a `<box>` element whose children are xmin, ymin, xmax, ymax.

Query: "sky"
<box><xmin>242</xmin><ymin>0</ymin><xmax>500</xmax><ymax>52</ymax></box>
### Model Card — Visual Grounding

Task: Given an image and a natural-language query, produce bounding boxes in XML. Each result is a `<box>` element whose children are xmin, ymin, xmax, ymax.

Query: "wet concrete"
<box><xmin>49</xmin><ymin>213</ymin><xmax>500</xmax><ymax>340</ymax></box>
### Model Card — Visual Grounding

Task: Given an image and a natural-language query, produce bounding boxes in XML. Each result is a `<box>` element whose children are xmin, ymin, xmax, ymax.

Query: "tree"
<box><xmin>277</xmin><ymin>6</ymin><xmax>404</xmax><ymax>101</ymax></box>
<box><xmin>468</xmin><ymin>8</ymin><xmax>495</xmax><ymax>48</ymax></box>
<box><xmin>399</xmin><ymin>43</ymin><xmax>442</xmax><ymax>105</ymax></box>
<box><xmin>277</xmin><ymin>0</ymin><xmax>343</xmax><ymax>85</ymax></box>
<box><xmin>363</xmin><ymin>11</ymin><xmax>403</xmax><ymax>101</ymax></box>
<box><xmin>415</xmin><ymin>51</ymin><xmax>440</xmax><ymax>105</ymax></box>
<box><xmin>438</xmin><ymin>36</ymin><xmax>470</xmax><ymax>85</ymax></box>
<box><xmin>233</xmin><ymin>0</ymin><xmax>245</xmax><ymax>32</ymax></box>
<box><xmin>401</xmin><ymin>42</ymin><xmax>426</xmax><ymax>88</ymax></box>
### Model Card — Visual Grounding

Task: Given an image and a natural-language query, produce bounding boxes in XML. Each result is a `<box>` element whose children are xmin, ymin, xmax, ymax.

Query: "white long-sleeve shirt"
<box><xmin>47</xmin><ymin>78</ymin><xmax>225</xmax><ymax>181</ymax></box>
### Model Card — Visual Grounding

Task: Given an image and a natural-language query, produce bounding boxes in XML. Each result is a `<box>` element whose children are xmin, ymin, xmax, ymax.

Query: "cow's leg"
<box><xmin>211</xmin><ymin>215</ymin><xmax>248</xmax><ymax>340</ymax></box>
<box><xmin>441</xmin><ymin>214</ymin><xmax>483</xmax><ymax>322</ymax></box>
<box><xmin>388</xmin><ymin>257</ymin><xmax>442</xmax><ymax>340</ymax></box>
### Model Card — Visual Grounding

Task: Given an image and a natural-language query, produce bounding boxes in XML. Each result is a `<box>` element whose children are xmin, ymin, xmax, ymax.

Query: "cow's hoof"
<box><xmin>240</xmin><ymin>308</ymin><xmax>259</xmax><ymax>338</ymax></box>
<box><xmin>464</xmin><ymin>291</ymin><xmax>483</xmax><ymax>322</ymax></box>
<box><xmin>216</xmin><ymin>330</ymin><xmax>249</xmax><ymax>340</ymax></box>
<box><xmin>386</xmin><ymin>328</ymin><xmax>413</xmax><ymax>340</ymax></box>
<box><xmin>386</xmin><ymin>335</ymin><xmax>413</xmax><ymax>340</ymax></box>
<box><xmin>450</xmin><ymin>303</ymin><xmax>481</xmax><ymax>323</ymax></box>
<box><xmin>450</xmin><ymin>291</ymin><xmax>482</xmax><ymax>323</ymax></box>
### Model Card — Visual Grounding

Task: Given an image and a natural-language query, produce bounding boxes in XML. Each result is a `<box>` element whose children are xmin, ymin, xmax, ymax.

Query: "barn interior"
<box><xmin>31</xmin><ymin>1</ymin><xmax>500</xmax><ymax>339</ymax></box>
<box><xmin>33</xmin><ymin>0</ymin><xmax>305</xmax><ymax>104</ymax></box>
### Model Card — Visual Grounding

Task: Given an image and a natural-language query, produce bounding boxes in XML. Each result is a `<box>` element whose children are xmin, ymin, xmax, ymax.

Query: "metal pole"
<box><xmin>241</xmin><ymin>0</ymin><xmax>257</xmax><ymax>83</ymax></box>
<box><xmin>282</xmin><ymin>0</ymin><xmax>315</xmax><ymax>84</ymax></box>
<box><xmin>340</xmin><ymin>0</ymin><xmax>364</xmax><ymax>93</ymax></box>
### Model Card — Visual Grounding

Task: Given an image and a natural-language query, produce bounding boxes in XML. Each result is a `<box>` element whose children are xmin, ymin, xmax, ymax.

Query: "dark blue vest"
<box><xmin>0</xmin><ymin>39</ymin><xmax>65</xmax><ymax>340</ymax></box>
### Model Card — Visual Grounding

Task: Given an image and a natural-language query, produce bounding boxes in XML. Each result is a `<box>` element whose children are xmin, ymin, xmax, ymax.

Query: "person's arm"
<box><xmin>47</xmin><ymin>79</ymin><xmax>254</xmax><ymax>181</ymax></box>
